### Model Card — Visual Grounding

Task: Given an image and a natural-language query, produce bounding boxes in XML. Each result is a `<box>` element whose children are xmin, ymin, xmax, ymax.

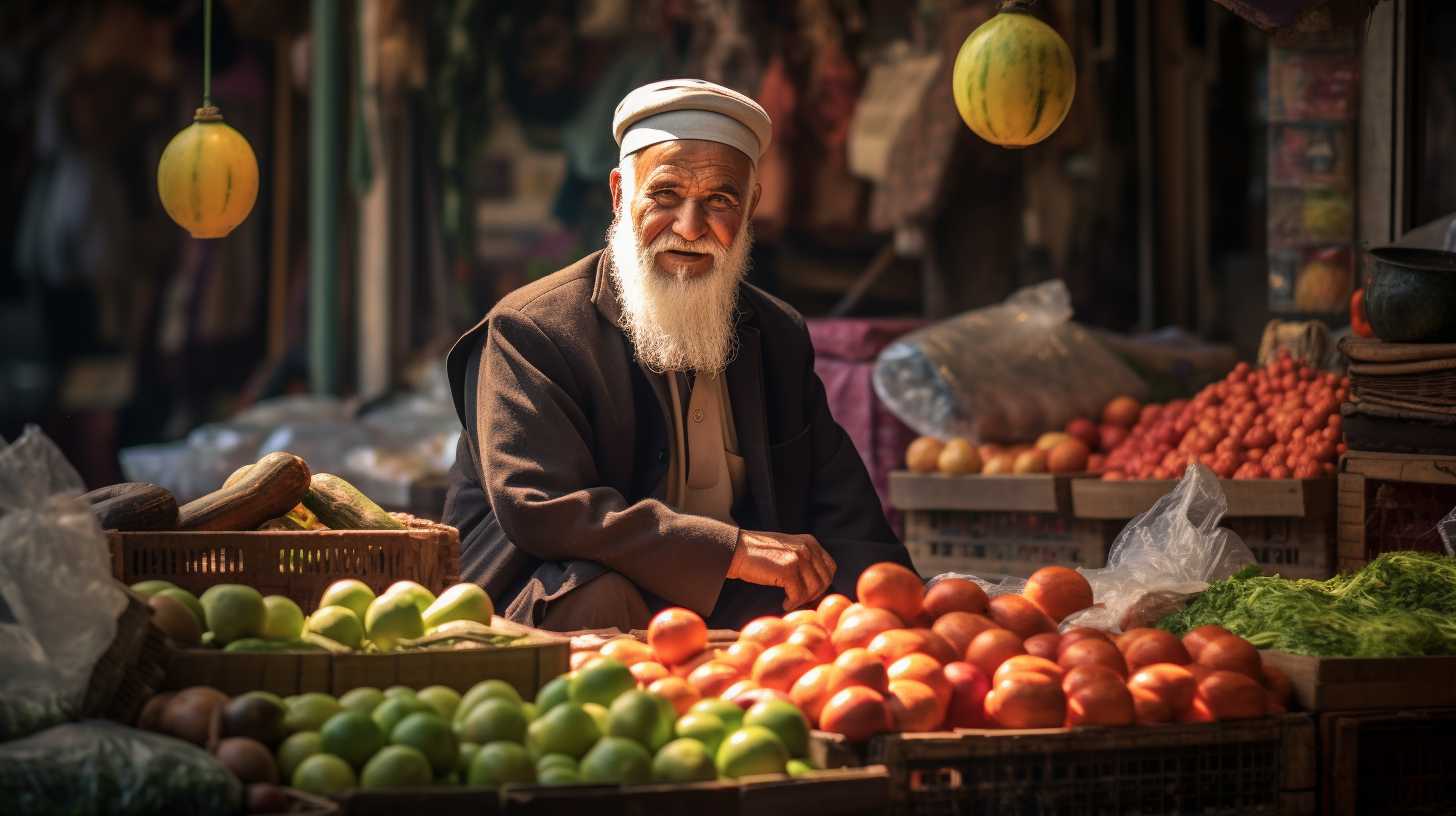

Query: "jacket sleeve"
<box><xmin>798</xmin><ymin>323</ymin><xmax>916</xmax><ymax>595</ymax></box>
<box><xmin>475</xmin><ymin>306</ymin><xmax>739</xmax><ymax>616</ymax></box>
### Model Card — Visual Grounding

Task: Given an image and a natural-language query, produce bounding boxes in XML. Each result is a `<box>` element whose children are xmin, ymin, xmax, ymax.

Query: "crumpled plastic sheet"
<box><xmin>0</xmin><ymin>427</ymin><xmax>126</xmax><ymax>740</ymax></box>
<box><xmin>0</xmin><ymin>721</ymin><xmax>241</xmax><ymax>816</ymax></box>
<box><xmin>873</xmin><ymin>280</ymin><xmax>1147</xmax><ymax>442</ymax></box>
<box><xmin>929</xmin><ymin>464</ymin><xmax>1257</xmax><ymax>632</ymax></box>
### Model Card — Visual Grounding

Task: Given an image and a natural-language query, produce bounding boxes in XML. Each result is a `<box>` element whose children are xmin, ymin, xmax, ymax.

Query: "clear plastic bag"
<box><xmin>929</xmin><ymin>464</ymin><xmax>1257</xmax><ymax>632</ymax></box>
<box><xmin>0</xmin><ymin>427</ymin><xmax>127</xmax><ymax>740</ymax></box>
<box><xmin>1437</xmin><ymin>504</ymin><xmax>1456</xmax><ymax>556</ymax></box>
<box><xmin>0</xmin><ymin>721</ymin><xmax>242</xmax><ymax>815</ymax></box>
<box><xmin>873</xmin><ymin>280</ymin><xmax>1147</xmax><ymax>442</ymax></box>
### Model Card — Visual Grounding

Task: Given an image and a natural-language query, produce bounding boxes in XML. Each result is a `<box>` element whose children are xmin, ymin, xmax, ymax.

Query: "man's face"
<box><xmin>605</xmin><ymin>139</ymin><xmax>760</xmax><ymax>374</ymax></box>
<box><xmin>611</xmin><ymin>140</ymin><xmax>756</xmax><ymax>280</ymax></box>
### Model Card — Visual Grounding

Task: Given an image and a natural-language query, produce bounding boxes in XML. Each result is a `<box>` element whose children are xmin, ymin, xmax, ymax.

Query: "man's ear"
<box><xmin>746</xmin><ymin>179</ymin><xmax>762</xmax><ymax>222</ymax></box>
<box><xmin>609</xmin><ymin>168</ymin><xmax>622</xmax><ymax>210</ymax></box>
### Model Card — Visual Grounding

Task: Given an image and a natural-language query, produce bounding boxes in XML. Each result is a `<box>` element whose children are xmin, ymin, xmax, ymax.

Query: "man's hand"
<box><xmin>727</xmin><ymin>530</ymin><xmax>837</xmax><ymax>611</ymax></box>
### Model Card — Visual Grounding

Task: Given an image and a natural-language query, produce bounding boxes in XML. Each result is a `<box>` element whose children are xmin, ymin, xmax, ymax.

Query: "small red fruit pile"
<box><xmin>1095</xmin><ymin>352</ymin><xmax>1347</xmax><ymax>480</ymax></box>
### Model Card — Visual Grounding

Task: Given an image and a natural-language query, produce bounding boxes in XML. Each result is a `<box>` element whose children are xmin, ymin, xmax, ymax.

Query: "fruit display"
<box><xmin>904</xmin><ymin>427</ymin><xmax>1100</xmax><ymax>477</ymax></box>
<box><xmin>590</xmin><ymin>563</ymin><xmax>1283</xmax><ymax>740</ymax></box>
<box><xmin>1094</xmin><ymin>353</ymin><xmax>1346</xmax><ymax>480</ymax></box>
<box><xmin>131</xmin><ymin>577</ymin><xmax>508</xmax><ymax>653</ymax></box>
<box><xmin>138</xmin><ymin>666</ymin><xmax>824</xmax><ymax>798</ymax></box>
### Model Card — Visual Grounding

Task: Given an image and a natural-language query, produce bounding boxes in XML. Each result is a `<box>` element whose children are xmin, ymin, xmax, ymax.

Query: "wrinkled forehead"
<box><xmin>630</xmin><ymin>139</ymin><xmax>754</xmax><ymax>189</ymax></box>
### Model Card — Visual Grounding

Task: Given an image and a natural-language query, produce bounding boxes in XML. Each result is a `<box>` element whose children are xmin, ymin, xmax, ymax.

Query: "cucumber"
<box><xmin>301</xmin><ymin>474</ymin><xmax>405</xmax><ymax>530</ymax></box>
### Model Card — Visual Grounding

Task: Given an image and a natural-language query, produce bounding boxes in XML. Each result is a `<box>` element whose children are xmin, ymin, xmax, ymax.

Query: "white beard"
<box><xmin>606</xmin><ymin>181</ymin><xmax>753</xmax><ymax>375</ymax></box>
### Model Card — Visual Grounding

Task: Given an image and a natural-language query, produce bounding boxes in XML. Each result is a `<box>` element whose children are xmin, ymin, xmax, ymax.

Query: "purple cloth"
<box><xmin>808</xmin><ymin>318</ymin><xmax>927</xmax><ymax>535</ymax></box>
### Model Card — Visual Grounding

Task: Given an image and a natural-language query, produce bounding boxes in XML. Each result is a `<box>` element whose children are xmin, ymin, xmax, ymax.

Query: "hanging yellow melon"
<box><xmin>157</xmin><ymin>106</ymin><xmax>259</xmax><ymax>239</ymax></box>
<box><xmin>952</xmin><ymin>3</ymin><xmax>1076</xmax><ymax>149</ymax></box>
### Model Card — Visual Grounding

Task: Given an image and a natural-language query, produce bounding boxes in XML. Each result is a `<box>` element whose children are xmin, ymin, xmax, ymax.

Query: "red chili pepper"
<box><xmin>1350</xmin><ymin>288</ymin><xmax>1374</xmax><ymax>338</ymax></box>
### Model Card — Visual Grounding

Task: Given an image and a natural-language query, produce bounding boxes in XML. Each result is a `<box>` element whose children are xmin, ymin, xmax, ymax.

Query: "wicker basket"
<box><xmin>81</xmin><ymin>586</ymin><xmax>169</xmax><ymax>726</ymax></box>
<box><xmin>108</xmin><ymin>517</ymin><xmax>460</xmax><ymax>611</ymax></box>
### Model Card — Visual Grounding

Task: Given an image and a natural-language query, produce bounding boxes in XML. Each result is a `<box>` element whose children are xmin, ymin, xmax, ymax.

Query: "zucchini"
<box><xmin>302</xmin><ymin>473</ymin><xmax>405</xmax><ymax>530</ymax></box>
<box><xmin>177</xmin><ymin>452</ymin><xmax>311</xmax><ymax>531</ymax></box>
<box><xmin>229</xmin><ymin>465</ymin><xmax>326</xmax><ymax>530</ymax></box>
<box><xmin>81</xmin><ymin>482</ymin><xmax>178</xmax><ymax>531</ymax></box>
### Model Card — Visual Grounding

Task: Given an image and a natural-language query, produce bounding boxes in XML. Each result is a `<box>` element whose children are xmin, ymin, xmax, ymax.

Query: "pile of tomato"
<box><xmin>1101</xmin><ymin>352</ymin><xmax>1348</xmax><ymax>481</ymax></box>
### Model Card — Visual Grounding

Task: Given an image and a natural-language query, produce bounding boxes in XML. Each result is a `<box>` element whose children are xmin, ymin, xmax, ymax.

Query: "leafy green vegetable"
<box><xmin>1159</xmin><ymin>551</ymin><xmax>1456</xmax><ymax>657</ymax></box>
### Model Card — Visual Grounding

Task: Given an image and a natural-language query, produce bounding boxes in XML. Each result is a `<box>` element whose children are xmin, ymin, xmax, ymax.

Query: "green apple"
<box><xmin>364</xmin><ymin>592</ymin><xmax>425</xmax><ymax>651</ymax></box>
<box><xmin>423</xmin><ymin>583</ymin><xmax>494</xmax><ymax>630</ymax></box>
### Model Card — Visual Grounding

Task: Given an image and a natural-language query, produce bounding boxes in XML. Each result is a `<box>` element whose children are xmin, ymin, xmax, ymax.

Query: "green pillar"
<box><xmin>309</xmin><ymin>0</ymin><xmax>342</xmax><ymax>395</ymax></box>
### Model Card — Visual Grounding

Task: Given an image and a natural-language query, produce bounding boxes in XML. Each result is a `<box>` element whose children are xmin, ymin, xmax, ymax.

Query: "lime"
<box><xmin>715</xmin><ymin>726</ymin><xmax>788</xmax><ymax>779</ymax></box>
<box><xmin>652</xmin><ymin>738</ymin><xmax>718</xmax><ymax>783</ymax></box>
<box><xmin>607</xmin><ymin>690</ymin><xmax>671</xmax><ymax>751</ymax></box>
<box><xmin>383</xmin><ymin>686</ymin><xmax>417</xmax><ymax>701</ymax></box>
<box><xmin>284</xmin><ymin>693</ymin><xmax>342</xmax><ymax>734</ymax></box>
<box><xmin>521</xmin><ymin>702</ymin><xmax>539</xmax><ymax>722</ymax></box>
<box><xmin>200</xmin><ymin>584</ymin><xmax>267</xmax><ymax>645</ymax></box>
<box><xmin>457</xmin><ymin>679</ymin><xmax>523</xmax><ymax>722</ymax></box>
<box><xmin>580</xmin><ymin>736</ymin><xmax>652</xmax><ymax>785</ymax></box>
<box><xmin>525</xmin><ymin>703</ymin><xmax>600</xmax><ymax>760</ymax></box>
<box><xmin>372</xmin><ymin>696</ymin><xmax>430</xmax><ymax>737</ymax></box>
<box><xmin>535</xmin><ymin>753</ymin><xmax>578</xmax><ymax>773</ymax></box>
<box><xmin>689</xmin><ymin>698</ymin><xmax>744</xmax><ymax>733</ymax></box>
<box><xmin>786</xmin><ymin>758</ymin><xmax>816</xmax><ymax>777</ymax></box>
<box><xmin>570</xmin><ymin>658</ymin><xmax>635</xmax><ymax>708</ymax></box>
<box><xmin>533</xmin><ymin>675</ymin><xmax>572</xmax><ymax>715</ymax></box>
<box><xmin>320</xmin><ymin>710</ymin><xmax>386</xmax><ymax>769</ymax></box>
<box><xmin>276</xmin><ymin>731</ymin><xmax>322</xmax><ymax>780</ymax></box>
<box><xmin>307</xmin><ymin>605</ymin><xmax>363</xmax><ymax>649</ymax></box>
<box><xmin>360</xmin><ymin>744</ymin><xmax>433</xmax><ymax>789</ymax></box>
<box><xmin>467</xmin><ymin>741</ymin><xmax>536</xmax><ymax>788</ymax></box>
<box><xmin>537</xmin><ymin>766</ymin><xmax>581</xmax><ymax>786</ymax></box>
<box><xmin>458</xmin><ymin>698</ymin><xmax>527</xmax><ymax>745</ymax></box>
<box><xmin>130</xmin><ymin>580</ymin><xmax>179</xmax><ymax>598</ymax></box>
<box><xmin>319</xmin><ymin>579</ymin><xmax>376</xmax><ymax>622</ymax></box>
<box><xmin>418</xmin><ymin>686</ymin><xmax>462</xmax><ymax>720</ymax></box>
<box><xmin>292</xmin><ymin>753</ymin><xmax>356</xmax><ymax>796</ymax></box>
<box><xmin>155</xmin><ymin>587</ymin><xmax>205</xmax><ymax>627</ymax></box>
<box><xmin>583</xmin><ymin>703</ymin><xmax>610</xmax><ymax>736</ymax></box>
<box><xmin>239</xmin><ymin>690</ymin><xmax>286</xmax><ymax>710</ymax></box>
<box><xmin>743</xmin><ymin>699</ymin><xmax>810</xmax><ymax>758</ymax></box>
<box><xmin>390</xmin><ymin>712</ymin><xmax>458</xmax><ymax>775</ymax></box>
<box><xmin>261</xmin><ymin>595</ymin><xmax>306</xmax><ymax>641</ymax></box>
<box><xmin>457</xmin><ymin>742</ymin><xmax>480</xmax><ymax>776</ymax></box>
<box><xmin>674</xmin><ymin>712</ymin><xmax>727</xmax><ymax>757</ymax></box>
<box><xmin>339</xmin><ymin>687</ymin><xmax>385</xmax><ymax>716</ymax></box>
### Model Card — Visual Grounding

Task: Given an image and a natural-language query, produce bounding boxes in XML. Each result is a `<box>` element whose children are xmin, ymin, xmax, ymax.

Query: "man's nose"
<box><xmin>671</xmin><ymin>200</ymin><xmax>708</xmax><ymax>243</ymax></box>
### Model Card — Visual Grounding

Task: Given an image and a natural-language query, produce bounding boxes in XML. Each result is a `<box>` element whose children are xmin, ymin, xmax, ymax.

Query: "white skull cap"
<box><xmin>613</xmin><ymin>78</ymin><xmax>772</xmax><ymax>163</ymax></box>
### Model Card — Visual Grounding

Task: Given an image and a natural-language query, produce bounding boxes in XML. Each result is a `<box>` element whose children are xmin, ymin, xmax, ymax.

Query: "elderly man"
<box><xmin>444</xmin><ymin>79</ymin><xmax>910</xmax><ymax>631</ymax></box>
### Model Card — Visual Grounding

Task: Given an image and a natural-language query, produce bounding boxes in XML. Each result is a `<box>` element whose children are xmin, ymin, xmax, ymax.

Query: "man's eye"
<box><xmin>709</xmin><ymin>195</ymin><xmax>736</xmax><ymax>209</ymax></box>
<box><xmin>650</xmin><ymin>190</ymin><xmax>678</xmax><ymax>205</ymax></box>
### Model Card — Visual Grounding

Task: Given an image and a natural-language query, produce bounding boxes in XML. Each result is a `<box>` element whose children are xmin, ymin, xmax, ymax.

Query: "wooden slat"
<box><xmin>889</xmin><ymin>471</ymin><xmax>1071</xmax><ymax>513</ymax></box>
<box><xmin>1070</xmin><ymin>477</ymin><xmax>1333</xmax><ymax>519</ymax></box>
<box><xmin>1260</xmin><ymin>651</ymin><xmax>1456</xmax><ymax>711</ymax></box>
<box><xmin>1280</xmin><ymin>714</ymin><xmax>1317</xmax><ymax>792</ymax></box>
<box><xmin>1341</xmin><ymin>449</ymin><xmax>1456</xmax><ymax>484</ymax></box>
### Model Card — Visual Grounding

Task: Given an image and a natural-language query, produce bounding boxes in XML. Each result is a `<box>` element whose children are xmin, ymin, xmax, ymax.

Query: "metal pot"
<box><xmin>1365</xmin><ymin>246</ymin><xmax>1456</xmax><ymax>343</ymax></box>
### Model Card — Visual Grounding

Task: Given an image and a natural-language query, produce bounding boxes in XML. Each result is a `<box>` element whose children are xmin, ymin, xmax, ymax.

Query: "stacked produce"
<box><xmin>1160</xmin><ymin>551</ymin><xmax>1456</xmax><ymax>657</ymax></box>
<box><xmin>575</xmin><ymin>564</ymin><xmax>1283</xmax><ymax>741</ymax></box>
<box><xmin>1097</xmin><ymin>352</ymin><xmax>1347</xmax><ymax>480</ymax></box>
<box><xmin>132</xmin><ymin>577</ymin><xmax>510</xmax><ymax>654</ymax></box>
<box><xmin>137</xmin><ymin>670</ymin><xmax>822</xmax><ymax>802</ymax></box>
<box><xmin>902</xmin><ymin>403</ymin><xmax>1130</xmax><ymax>477</ymax></box>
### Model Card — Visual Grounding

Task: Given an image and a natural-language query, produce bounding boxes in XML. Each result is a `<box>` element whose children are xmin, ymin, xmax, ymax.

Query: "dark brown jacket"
<box><xmin>443</xmin><ymin>250</ymin><xmax>908</xmax><ymax>628</ymax></box>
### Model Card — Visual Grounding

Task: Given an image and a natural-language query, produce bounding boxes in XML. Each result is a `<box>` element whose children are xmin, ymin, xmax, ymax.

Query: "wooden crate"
<box><xmin>1317</xmin><ymin>708</ymin><xmax>1456</xmax><ymax>816</ymax></box>
<box><xmin>333</xmin><ymin>768</ymin><xmax>890</xmax><ymax>816</ymax></box>
<box><xmin>810</xmin><ymin>716</ymin><xmax>1311</xmax><ymax>816</ymax></box>
<box><xmin>890</xmin><ymin>471</ymin><xmax>1076</xmax><ymax>514</ymax></box>
<box><xmin>162</xmin><ymin>617</ymin><xmax>568</xmax><ymax>699</ymax></box>
<box><xmin>1072</xmin><ymin>477</ymin><xmax>1338</xmax><ymax>579</ymax></box>
<box><xmin>1337</xmin><ymin>450</ymin><xmax>1456</xmax><ymax>572</ymax></box>
<box><xmin>1259</xmin><ymin>651</ymin><xmax>1456</xmax><ymax>712</ymax></box>
<box><xmin>903</xmin><ymin>510</ymin><xmax>1110</xmax><ymax>579</ymax></box>
<box><xmin>109</xmin><ymin>519</ymin><xmax>459</xmax><ymax>611</ymax></box>
<box><xmin>1070</xmin><ymin>477</ymin><xmax>1335</xmax><ymax>520</ymax></box>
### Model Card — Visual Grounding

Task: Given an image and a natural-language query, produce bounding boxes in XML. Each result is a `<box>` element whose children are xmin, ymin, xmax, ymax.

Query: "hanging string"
<box><xmin>203</xmin><ymin>0</ymin><xmax>213</xmax><ymax>107</ymax></box>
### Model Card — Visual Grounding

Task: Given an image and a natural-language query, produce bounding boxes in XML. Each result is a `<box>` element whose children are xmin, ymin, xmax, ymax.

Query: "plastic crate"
<box><xmin>903</xmin><ymin>510</ymin><xmax>1110</xmax><ymax>579</ymax></box>
<box><xmin>811</xmin><ymin>716</ymin><xmax>1310</xmax><ymax>816</ymax></box>
<box><xmin>108</xmin><ymin>516</ymin><xmax>459</xmax><ymax>611</ymax></box>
